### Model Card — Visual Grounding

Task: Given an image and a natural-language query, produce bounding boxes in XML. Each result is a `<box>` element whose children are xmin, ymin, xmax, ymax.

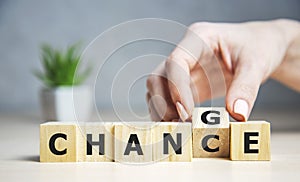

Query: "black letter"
<box><xmin>49</xmin><ymin>133</ymin><xmax>67</xmax><ymax>155</ymax></box>
<box><xmin>163</xmin><ymin>133</ymin><xmax>182</xmax><ymax>154</ymax></box>
<box><xmin>202</xmin><ymin>135</ymin><xmax>219</xmax><ymax>152</ymax></box>
<box><xmin>86</xmin><ymin>134</ymin><xmax>105</xmax><ymax>155</ymax></box>
<box><xmin>124</xmin><ymin>134</ymin><xmax>143</xmax><ymax>155</ymax></box>
<box><xmin>201</xmin><ymin>110</ymin><xmax>220</xmax><ymax>125</ymax></box>
<box><xmin>244</xmin><ymin>132</ymin><xmax>259</xmax><ymax>153</ymax></box>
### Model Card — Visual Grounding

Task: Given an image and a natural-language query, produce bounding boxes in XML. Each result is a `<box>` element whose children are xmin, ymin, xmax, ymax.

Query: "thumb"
<box><xmin>226</xmin><ymin>62</ymin><xmax>264</xmax><ymax>121</ymax></box>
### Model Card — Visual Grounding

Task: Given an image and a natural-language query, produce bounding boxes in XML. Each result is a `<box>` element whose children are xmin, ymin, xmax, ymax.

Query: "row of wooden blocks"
<box><xmin>40</xmin><ymin>107</ymin><xmax>271</xmax><ymax>162</ymax></box>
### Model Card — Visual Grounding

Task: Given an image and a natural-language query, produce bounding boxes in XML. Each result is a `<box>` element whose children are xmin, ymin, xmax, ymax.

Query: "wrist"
<box><xmin>271</xmin><ymin>19</ymin><xmax>300</xmax><ymax>91</ymax></box>
<box><xmin>271</xmin><ymin>19</ymin><xmax>300</xmax><ymax>47</ymax></box>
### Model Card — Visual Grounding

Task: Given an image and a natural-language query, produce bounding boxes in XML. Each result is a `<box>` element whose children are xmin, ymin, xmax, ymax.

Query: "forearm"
<box><xmin>271</xmin><ymin>19</ymin><xmax>300</xmax><ymax>92</ymax></box>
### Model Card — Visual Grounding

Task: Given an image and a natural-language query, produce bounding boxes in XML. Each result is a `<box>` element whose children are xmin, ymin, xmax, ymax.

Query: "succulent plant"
<box><xmin>34</xmin><ymin>43</ymin><xmax>91</xmax><ymax>87</ymax></box>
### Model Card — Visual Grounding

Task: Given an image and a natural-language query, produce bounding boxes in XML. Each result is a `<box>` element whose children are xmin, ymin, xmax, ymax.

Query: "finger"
<box><xmin>226</xmin><ymin>60</ymin><xmax>264</xmax><ymax>121</ymax></box>
<box><xmin>147</xmin><ymin>64</ymin><xmax>179</xmax><ymax>121</ymax></box>
<box><xmin>165</xmin><ymin>28</ymin><xmax>208</xmax><ymax>121</ymax></box>
<box><xmin>146</xmin><ymin>92</ymin><xmax>161</xmax><ymax>121</ymax></box>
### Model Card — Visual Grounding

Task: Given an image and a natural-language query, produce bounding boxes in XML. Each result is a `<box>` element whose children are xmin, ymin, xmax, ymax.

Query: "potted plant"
<box><xmin>34</xmin><ymin>43</ymin><xmax>92</xmax><ymax>121</ymax></box>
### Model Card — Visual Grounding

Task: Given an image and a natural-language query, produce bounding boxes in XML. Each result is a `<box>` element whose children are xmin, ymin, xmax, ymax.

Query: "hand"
<box><xmin>146</xmin><ymin>19</ymin><xmax>300</xmax><ymax>121</ymax></box>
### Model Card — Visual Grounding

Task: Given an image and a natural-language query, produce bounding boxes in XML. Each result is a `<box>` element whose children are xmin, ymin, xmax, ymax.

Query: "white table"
<box><xmin>0</xmin><ymin>111</ymin><xmax>299</xmax><ymax>182</ymax></box>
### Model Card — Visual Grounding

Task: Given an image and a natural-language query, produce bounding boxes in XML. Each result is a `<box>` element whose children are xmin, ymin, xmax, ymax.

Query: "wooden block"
<box><xmin>193</xmin><ymin>107</ymin><xmax>229</xmax><ymax>128</ymax></box>
<box><xmin>76</xmin><ymin>122</ymin><xmax>114</xmax><ymax>162</ymax></box>
<box><xmin>152</xmin><ymin>122</ymin><xmax>192</xmax><ymax>162</ymax></box>
<box><xmin>192</xmin><ymin>107</ymin><xmax>230</xmax><ymax>158</ymax></box>
<box><xmin>230</xmin><ymin>121</ymin><xmax>271</xmax><ymax>161</ymax></box>
<box><xmin>114</xmin><ymin>122</ymin><xmax>153</xmax><ymax>163</ymax></box>
<box><xmin>192</xmin><ymin>128</ymin><xmax>229</xmax><ymax>158</ymax></box>
<box><xmin>40</xmin><ymin>122</ymin><xmax>77</xmax><ymax>162</ymax></box>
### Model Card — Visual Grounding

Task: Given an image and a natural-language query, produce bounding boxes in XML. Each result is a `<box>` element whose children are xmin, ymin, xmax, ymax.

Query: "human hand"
<box><xmin>146</xmin><ymin>19</ymin><xmax>300</xmax><ymax>121</ymax></box>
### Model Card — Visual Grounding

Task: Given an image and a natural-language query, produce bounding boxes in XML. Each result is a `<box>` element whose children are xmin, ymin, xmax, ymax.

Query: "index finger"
<box><xmin>165</xmin><ymin>27</ymin><xmax>207</xmax><ymax>121</ymax></box>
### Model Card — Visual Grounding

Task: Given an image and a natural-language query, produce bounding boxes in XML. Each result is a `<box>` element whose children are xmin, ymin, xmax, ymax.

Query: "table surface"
<box><xmin>0</xmin><ymin>111</ymin><xmax>300</xmax><ymax>182</ymax></box>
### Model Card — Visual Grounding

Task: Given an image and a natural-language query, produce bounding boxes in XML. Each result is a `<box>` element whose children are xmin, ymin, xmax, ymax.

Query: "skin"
<box><xmin>146</xmin><ymin>19</ymin><xmax>300</xmax><ymax>122</ymax></box>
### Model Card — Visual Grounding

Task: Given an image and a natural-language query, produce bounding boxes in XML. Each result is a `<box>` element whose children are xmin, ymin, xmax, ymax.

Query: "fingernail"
<box><xmin>233</xmin><ymin>99</ymin><xmax>249</xmax><ymax>121</ymax></box>
<box><xmin>176</xmin><ymin>102</ymin><xmax>189</xmax><ymax>121</ymax></box>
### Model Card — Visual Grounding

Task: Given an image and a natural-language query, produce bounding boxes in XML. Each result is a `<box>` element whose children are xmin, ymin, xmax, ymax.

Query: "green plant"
<box><xmin>34</xmin><ymin>43</ymin><xmax>91</xmax><ymax>87</ymax></box>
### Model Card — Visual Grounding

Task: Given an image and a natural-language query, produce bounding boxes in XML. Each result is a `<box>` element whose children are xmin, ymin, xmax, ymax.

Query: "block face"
<box><xmin>193</xmin><ymin>107</ymin><xmax>229</xmax><ymax>128</ymax></box>
<box><xmin>40</xmin><ymin>122</ymin><xmax>77</xmax><ymax>162</ymax></box>
<box><xmin>76</xmin><ymin>122</ymin><xmax>114</xmax><ymax>162</ymax></box>
<box><xmin>114</xmin><ymin>122</ymin><xmax>153</xmax><ymax>163</ymax></box>
<box><xmin>230</xmin><ymin>121</ymin><xmax>271</xmax><ymax>161</ymax></box>
<box><xmin>152</xmin><ymin>122</ymin><xmax>192</xmax><ymax>162</ymax></box>
<box><xmin>193</xmin><ymin>128</ymin><xmax>229</xmax><ymax>158</ymax></box>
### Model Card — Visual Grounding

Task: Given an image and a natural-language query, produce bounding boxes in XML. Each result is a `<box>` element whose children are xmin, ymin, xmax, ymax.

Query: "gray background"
<box><xmin>1</xmin><ymin>0</ymin><xmax>300</xmax><ymax>114</ymax></box>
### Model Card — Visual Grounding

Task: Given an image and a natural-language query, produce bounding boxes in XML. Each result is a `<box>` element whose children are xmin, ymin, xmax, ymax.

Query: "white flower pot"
<box><xmin>40</xmin><ymin>86</ymin><xmax>92</xmax><ymax>121</ymax></box>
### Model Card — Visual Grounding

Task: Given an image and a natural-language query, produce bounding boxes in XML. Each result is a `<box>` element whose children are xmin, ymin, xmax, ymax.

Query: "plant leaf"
<box><xmin>34</xmin><ymin>42</ymin><xmax>91</xmax><ymax>87</ymax></box>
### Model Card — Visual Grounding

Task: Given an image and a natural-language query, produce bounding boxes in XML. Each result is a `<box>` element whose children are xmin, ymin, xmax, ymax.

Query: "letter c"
<box><xmin>202</xmin><ymin>135</ymin><xmax>220</xmax><ymax>152</ymax></box>
<box><xmin>49</xmin><ymin>133</ymin><xmax>67</xmax><ymax>155</ymax></box>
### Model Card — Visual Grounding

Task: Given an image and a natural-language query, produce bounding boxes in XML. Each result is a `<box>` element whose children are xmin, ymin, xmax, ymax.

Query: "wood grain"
<box><xmin>114</xmin><ymin>122</ymin><xmax>153</xmax><ymax>163</ymax></box>
<box><xmin>76</xmin><ymin>122</ymin><xmax>114</xmax><ymax>162</ymax></box>
<box><xmin>230</xmin><ymin>121</ymin><xmax>271</xmax><ymax>161</ymax></box>
<box><xmin>40</xmin><ymin>122</ymin><xmax>77</xmax><ymax>162</ymax></box>
<box><xmin>152</xmin><ymin>122</ymin><xmax>192</xmax><ymax>162</ymax></box>
<box><xmin>193</xmin><ymin>128</ymin><xmax>229</xmax><ymax>158</ymax></box>
<box><xmin>192</xmin><ymin>107</ymin><xmax>230</xmax><ymax>158</ymax></box>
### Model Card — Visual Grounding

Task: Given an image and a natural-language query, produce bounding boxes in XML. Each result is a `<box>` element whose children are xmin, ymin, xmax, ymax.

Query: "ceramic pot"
<box><xmin>40</xmin><ymin>86</ymin><xmax>92</xmax><ymax>121</ymax></box>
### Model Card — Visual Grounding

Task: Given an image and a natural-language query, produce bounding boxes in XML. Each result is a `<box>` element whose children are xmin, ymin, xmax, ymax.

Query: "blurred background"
<box><xmin>0</xmin><ymin>0</ymin><xmax>300</xmax><ymax>130</ymax></box>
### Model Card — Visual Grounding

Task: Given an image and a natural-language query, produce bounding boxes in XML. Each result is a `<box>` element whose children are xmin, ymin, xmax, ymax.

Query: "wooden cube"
<box><xmin>230</xmin><ymin>121</ymin><xmax>271</xmax><ymax>161</ymax></box>
<box><xmin>40</xmin><ymin>122</ymin><xmax>77</xmax><ymax>162</ymax></box>
<box><xmin>193</xmin><ymin>128</ymin><xmax>229</xmax><ymax>158</ymax></box>
<box><xmin>76</xmin><ymin>122</ymin><xmax>114</xmax><ymax>162</ymax></box>
<box><xmin>192</xmin><ymin>107</ymin><xmax>230</xmax><ymax>158</ymax></box>
<box><xmin>152</xmin><ymin>122</ymin><xmax>192</xmax><ymax>162</ymax></box>
<box><xmin>114</xmin><ymin>122</ymin><xmax>153</xmax><ymax>163</ymax></box>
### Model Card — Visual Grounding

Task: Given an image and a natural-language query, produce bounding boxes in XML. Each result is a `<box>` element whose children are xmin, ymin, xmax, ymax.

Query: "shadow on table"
<box><xmin>16</xmin><ymin>155</ymin><xmax>40</xmax><ymax>162</ymax></box>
